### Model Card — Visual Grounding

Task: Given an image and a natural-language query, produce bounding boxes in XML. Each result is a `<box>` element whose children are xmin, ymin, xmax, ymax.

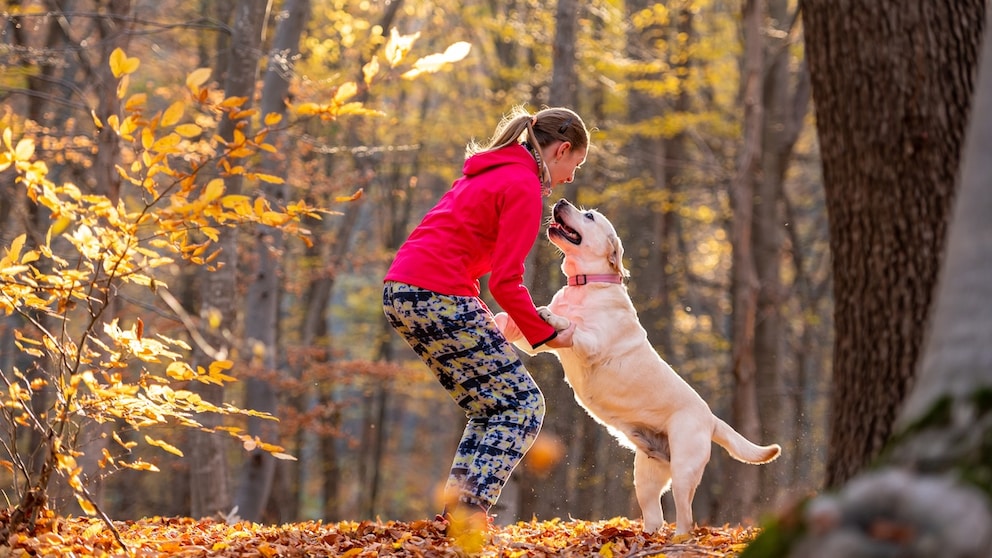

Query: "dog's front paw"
<box><xmin>537</xmin><ymin>307</ymin><xmax>571</xmax><ymax>331</ymax></box>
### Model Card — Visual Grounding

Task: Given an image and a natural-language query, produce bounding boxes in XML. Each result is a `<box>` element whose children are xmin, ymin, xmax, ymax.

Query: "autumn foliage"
<box><xmin>3</xmin><ymin>511</ymin><xmax>761</xmax><ymax>557</ymax></box>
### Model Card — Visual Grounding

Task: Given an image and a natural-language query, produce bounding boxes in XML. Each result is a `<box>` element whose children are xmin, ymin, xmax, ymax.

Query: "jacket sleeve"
<box><xmin>488</xmin><ymin>178</ymin><xmax>557</xmax><ymax>348</ymax></box>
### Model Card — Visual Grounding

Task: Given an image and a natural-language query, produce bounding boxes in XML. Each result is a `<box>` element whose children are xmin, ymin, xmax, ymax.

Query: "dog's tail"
<box><xmin>712</xmin><ymin>418</ymin><xmax>781</xmax><ymax>464</ymax></box>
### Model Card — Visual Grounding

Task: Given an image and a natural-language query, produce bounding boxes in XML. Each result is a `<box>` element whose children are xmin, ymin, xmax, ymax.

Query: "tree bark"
<box><xmin>726</xmin><ymin>0</ymin><xmax>764</xmax><ymax>519</ymax></box>
<box><xmin>549</xmin><ymin>0</ymin><xmax>578</xmax><ymax>108</ymax></box>
<box><xmin>801</xmin><ymin>0</ymin><xmax>986</xmax><ymax>488</ymax></box>
<box><xmin>753</xmin><ymin>0</ymin><xmax>809</xmax><ymax>508</ymax></box>
<box><xmin>759</xmin><ymin>12</ymin><xmax>992</xmax><ymax>555</ymax></box>
<box><xmin>237</xmin><ymin>0</ymin><xmax>311</xmax><ymax>524</ymax></box>
<box><xmin>189</xmin><ymin>0</ymin><xmax>272</xmax><ymax>520</ymax></box>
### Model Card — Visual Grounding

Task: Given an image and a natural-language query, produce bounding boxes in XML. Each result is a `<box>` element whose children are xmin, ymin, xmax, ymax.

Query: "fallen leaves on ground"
<box><xmin>2</xmin><ymin>509</ymin><xmax>762</xmax><ymax>557</ymax></box>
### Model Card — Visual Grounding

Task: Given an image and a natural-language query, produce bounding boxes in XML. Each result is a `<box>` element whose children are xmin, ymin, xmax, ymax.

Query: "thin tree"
<box><xmin>237</xmin><ymin>0</ymin><xmax>311</xmax><ymax>523</ymax></box>
<box><xmin>189</xmin><ymin>0</ymin><xmax>272</xmax><ymax>520</ymax></box>
<box><xmin>726</xmin><ymin>0</ymin><xmax>765</xmax><ymax>517</ymax></box>
<box><xmin>753</xmin><ymin>0</ymin><xmax>810</xmax><ymax>507</ymax></box>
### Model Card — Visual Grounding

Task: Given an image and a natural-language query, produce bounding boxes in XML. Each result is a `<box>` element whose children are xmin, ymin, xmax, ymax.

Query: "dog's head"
<box><xmin>547</xmin><ymin>199</ymin><xmax>629</xmax><ymax>279</ymax></box>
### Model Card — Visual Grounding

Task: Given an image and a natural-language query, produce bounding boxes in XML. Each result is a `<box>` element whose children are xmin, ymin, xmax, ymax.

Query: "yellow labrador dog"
<box><xmin>495</xmin><ymin>199</ymin><xmax>781</xmax><ymax>535</ymax></box>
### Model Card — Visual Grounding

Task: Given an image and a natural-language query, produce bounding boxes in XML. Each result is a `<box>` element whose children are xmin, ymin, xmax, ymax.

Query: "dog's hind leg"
<box><xmin>667</xmin><ymin>427</ymin><xmax>711</xmax><ymax>535</ymax></box>
<box><xmin>633</xmin><ymin>449</ymin><xmax>671</xmax><ymax>533</ymax></box>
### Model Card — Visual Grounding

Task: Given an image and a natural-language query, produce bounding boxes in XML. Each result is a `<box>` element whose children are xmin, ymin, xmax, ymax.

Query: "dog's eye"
<box><xmin>584</xmin><ymin>212</ymin><xmax>594</xmax><ymax>220</ymax></box>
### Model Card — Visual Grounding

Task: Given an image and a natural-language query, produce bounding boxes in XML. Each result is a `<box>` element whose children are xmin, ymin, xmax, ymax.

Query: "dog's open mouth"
<box><xmin>548</xmin><ymin>219</ymin><xmax>582</xmax><ymax>245</ymax></box>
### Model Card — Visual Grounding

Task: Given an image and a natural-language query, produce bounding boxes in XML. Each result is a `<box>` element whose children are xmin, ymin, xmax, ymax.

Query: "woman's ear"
<box><xmin>555</xmin><ymin>141</ymin><xmax>571</xmax><ymax>160</ymax></box>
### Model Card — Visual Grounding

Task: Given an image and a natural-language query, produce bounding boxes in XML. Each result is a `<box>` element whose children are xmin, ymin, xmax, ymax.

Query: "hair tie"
<box><xmin>531</xmin><ymin>115</ymin><xmax>538</xmax><ymax>127</ymax></box>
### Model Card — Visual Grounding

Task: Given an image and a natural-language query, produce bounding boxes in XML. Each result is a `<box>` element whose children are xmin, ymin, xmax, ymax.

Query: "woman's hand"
<box><xmin>545</xmin><ymin>322</ymin><xmax>576</xmax><ymax>349</ymax></box>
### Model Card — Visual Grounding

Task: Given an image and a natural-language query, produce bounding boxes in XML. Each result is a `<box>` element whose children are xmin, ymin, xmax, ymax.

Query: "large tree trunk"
<box><xmin>801</xmin><ymin>0</ymin><xmax>986</xmax><ymax>488</ymax></box>
<box><xmin>756</xmin><ymin>14</ymin><xmax>992</xmax><ymax>555</ymax></box>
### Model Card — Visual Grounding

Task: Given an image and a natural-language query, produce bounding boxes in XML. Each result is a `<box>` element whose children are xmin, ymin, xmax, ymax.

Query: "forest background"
<box><xmin>0</xmin><ymin>0</ymin><xmax>827</xmax><ymax>531</ymax></box>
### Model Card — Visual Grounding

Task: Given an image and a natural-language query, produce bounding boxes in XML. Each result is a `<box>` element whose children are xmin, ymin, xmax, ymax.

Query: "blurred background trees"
<box><xmin>0</xmin><ymin>0</ymin><xmax>830</xmax><ymax>528</ymax></box>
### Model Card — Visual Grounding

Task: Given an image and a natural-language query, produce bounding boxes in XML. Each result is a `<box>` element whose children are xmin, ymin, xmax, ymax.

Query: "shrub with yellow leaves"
<box><xmin>0</xmin><ymin>27</ymin><xmax>472</xmax><ymax>552</ymax></box>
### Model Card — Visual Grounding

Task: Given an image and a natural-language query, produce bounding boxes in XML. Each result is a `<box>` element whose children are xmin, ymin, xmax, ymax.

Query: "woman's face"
<box><xmin>547</xmin><ymin>142</ymin><xmax>588</xmax><ymax>188</ymax></box>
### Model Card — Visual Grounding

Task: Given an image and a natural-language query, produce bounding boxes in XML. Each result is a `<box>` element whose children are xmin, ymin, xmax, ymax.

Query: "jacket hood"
<box><xmin>462</xmin><ymin>143</ymin><xmax>537</xmax><ymax>178</ymax></box>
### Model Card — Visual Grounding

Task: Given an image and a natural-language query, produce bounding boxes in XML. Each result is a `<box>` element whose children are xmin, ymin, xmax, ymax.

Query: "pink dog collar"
<box><xmin>567</xmin><ymin>274</ymin><xmax>624</xmax><ymax>286</ymax></box>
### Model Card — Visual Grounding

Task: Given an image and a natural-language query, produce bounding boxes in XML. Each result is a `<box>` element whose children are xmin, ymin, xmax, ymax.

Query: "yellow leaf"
<box><xmin>263</xmin><ymin>112</ymin><xmax>283</xmax><ymax>126</ymax></box>
<box><xmin>81</xmin><ymin>520</ymin><xmax>104</xmax><ymax>540</ymax></box>
<box><xmin>231</xmin><ymin>109</ymin><xmax>257</xmax><ymax>120</ymax></box>
<box><xmin>333</xmin><ymin>82</ymin><xmax>358</xmax><ymax>104</ymax></box>
<box><xmin>125</xmin><ymin>92</ymin><xmax>147</xmax><ymax>112</ymax></box>
<box><xmin>166</xmin><ymin>362</ymin><xmax>195</xmax><ymax>381</ymax></box>
<box><xmin>186</xmin><ymin>67</ymin><xmax>212</xmax><ymax>90</ymax></box>
<box><xmin>254</xmin><ymin>196</ymin><xmax>268</xmax><ymax>216</ymax></box>
<box><xmin>295</xmin><ymin>102</ymin><xmax>320</xmax><ymax>116</ymax></box>
<box><xmin>363</xmin><ymin>56</ymin><xmax>380</xmax><ymax>85</ymax></box>
<box><xmin>219</xmin><ymin>96</ymin><xmax>247</xmax><ymax>109</ymax></box>
<box><xmin>384</xmin><ymin>27</ymin><xmax>420</xmax><ymax>67</ymax></box>
<box><xmin>141</xmin><ymin>128</ymin><xmax>154</xmax><ymax>151</ymax></box>
<box><xmin>90</xmin><ymin>110</ymin><xmax>103</xmax><ymax>130</ymax></box>
<box><xmin>120</xmin><ymin>459</ymin><xmax>160</xmax><ymax>472</ymax></box>
<box><xmin>335</xmin><ymin>188</ymin><xmax>364</xmax><ymax>202</ymax></box>
<box><xmin>120</xmin><ymin>115</ymin><xmax>139</xmax><ymax>138</ymax></box>
<box><xmin>404</xmin><ymin>42</ymin><xmax>472</xmax><ymax>79</ymax></box>
<box><xmin>145</xmin><ymin>435</ymin><xmax>184</xmax><ymax>457</ymax></box>
<box><xmin>151</xmin><ymin>133</ymin><xmax>182</xmax><ymax>153</ymax></box>
<box><xmin>209</xmin><ymin>359</ymin><xmax>234</xmax><ymax>372</ymax></box>
<box><xmin>221</xmin><ymin>194</ymin><xmax>251</xmax><ymax>209</ymax></box>
<box><xmin>444</xmin><ymin>41</ymin><xmax>472</xmax><ymax>62</ymax></box>
<box><xmin>203</xmin><ymin>178</ymin><xmax>225</xmax><ymax>202</ymax></box>
<box><xmin>109</xmin><ymin>47</ymin><xmax>139</xmax><ymax>78</ymax></box>
<box><xmin>161</xmin><ymin>101</ymin><xmax>185</xmax><ymax>128</ymax></box>
<box><xmin>112</xmin><ymin>431</ymin><xmax>138</xmax><ymax>450</ymax></box>
<box><xmin>272</xmin><ymin>452</ymin><xmax>297</xmax><ymax>461</ymax></box>
<box><xmin>254</xmin><ymin>173</ymin><xmax>284</xmax><ymax>184</ymax></box>
<box><xmin>20</xmin><ymin>249</ymin><xmax>38</xmax><ymax>265</ymax></box>
<box><xmin>14</xmin><ymin>138</ymin><xmax>35</xmax><ymax>161</ymax></box>
<box><xmin>76</xmin><ymin>494</ymin><xmax>97</xmax><ymax>516</ymax></box>
<box><xmin>261</xmin><ymin>211</ymin><xmax>292</xmax><ymax>226</ymax></box>
<box><xmin>6</xmin><ymin>233</ymin><xmax>25</xmax><ymax>263</ymax></box>
<box><xmin>117</xmin><ymin>74</ymin><xmax>130</xmax><ymax>99</ymax></box>
<box><xmin>175</xmin><ymin>123</ymin><xmax>202</xmax><ymax>138</ymax></box>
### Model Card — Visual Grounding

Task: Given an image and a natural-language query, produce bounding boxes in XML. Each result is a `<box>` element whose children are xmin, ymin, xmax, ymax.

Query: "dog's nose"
<box><xmin>554</xmin><ymin>199</ymin><xmax>572</xmax><ymax>210</ymax></box>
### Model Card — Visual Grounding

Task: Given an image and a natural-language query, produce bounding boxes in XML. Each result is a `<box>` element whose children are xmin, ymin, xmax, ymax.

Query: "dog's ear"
<box><xmin>608</xmin><ymin>234</ymin><xmax>629</xmax><ymax>278</ymax></box>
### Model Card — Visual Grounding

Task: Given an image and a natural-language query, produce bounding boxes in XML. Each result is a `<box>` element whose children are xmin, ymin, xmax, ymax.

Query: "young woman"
<box><xmin>382</xmin><ymin>106</ymin><xmax>590</xmax><ymax>525</ymax></box>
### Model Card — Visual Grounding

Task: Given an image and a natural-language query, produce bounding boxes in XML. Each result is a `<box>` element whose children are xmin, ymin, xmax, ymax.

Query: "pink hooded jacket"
<box><xmin>384</xmin><ymin>143</ymin><xmax>557</xmax><ymax>348</ymax></box>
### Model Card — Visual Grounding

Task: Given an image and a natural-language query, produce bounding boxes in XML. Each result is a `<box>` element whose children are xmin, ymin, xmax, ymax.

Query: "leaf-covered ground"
<box><xmin>2</xmin><ymin>510</ymin><xmax>762</xmax><ymax>557</ymax></box>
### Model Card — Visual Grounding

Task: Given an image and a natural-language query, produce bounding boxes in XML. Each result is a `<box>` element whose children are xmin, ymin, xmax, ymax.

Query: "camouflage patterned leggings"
<box><xmin>382</xmin><ymin>281</ymin><xmax>545</xmax><ymax>512</ymax></box>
